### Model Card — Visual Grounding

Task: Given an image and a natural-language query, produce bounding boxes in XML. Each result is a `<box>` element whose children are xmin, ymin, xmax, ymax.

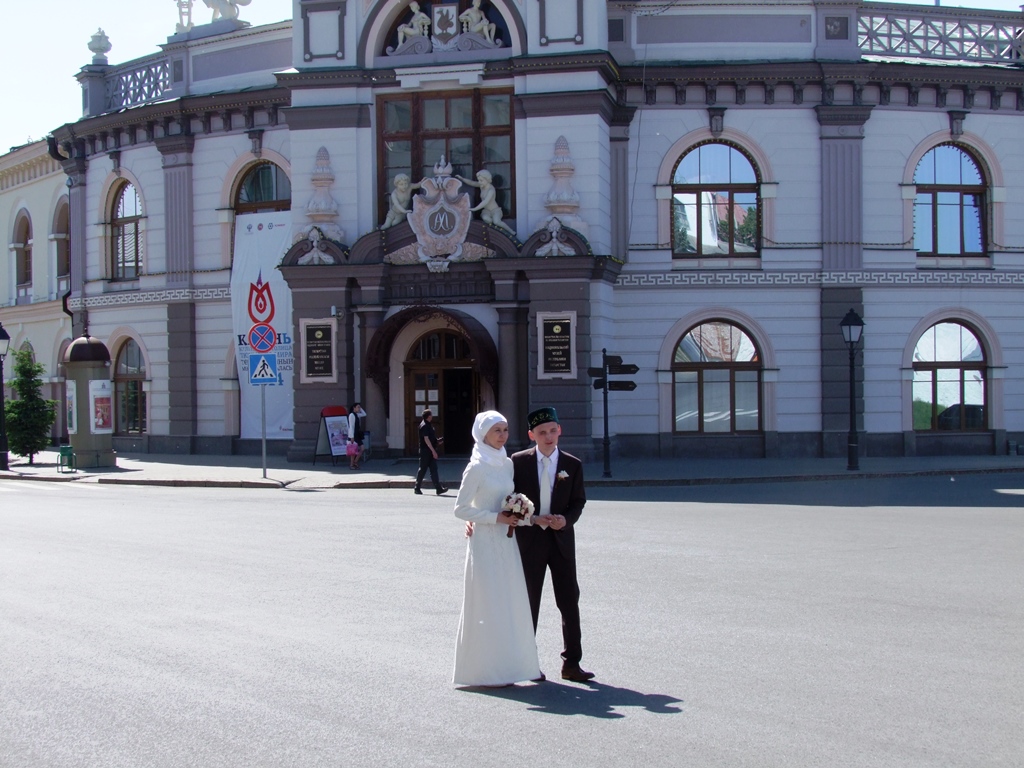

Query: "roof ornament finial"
<box><xmin>88</xmin><ymin>29</ymin><xmax>112</xmax><ymax>65</ymax></box>
<box><xmin>176</xmin><ymin>0</ymin><xmax>195</xmax><ymax>33</ymax></box>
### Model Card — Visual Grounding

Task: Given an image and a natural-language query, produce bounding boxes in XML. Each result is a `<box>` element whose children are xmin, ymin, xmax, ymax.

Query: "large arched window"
<box><xmin>912</xmin><ymin>322</ymin><xmax>986</xmax><ymax>431</ymax></box>
<box><xmin>13</xmin><ymin>212</ymin><xmax>32</xmax><ymax>302</ymax></box>
<box><xmin>671</xmin><ymin>142</ymin><xmax>760</xmax><ymax>258</ymax></box>
<box><xmin>235</xmin><ymin>162</ymin><xmax>291</xmax><ymax>214</ymax></box>
<box><xmin>672</xmin><ymin>321</ymin><xmax>761</xmax><ymax>433</ymax></box>
<box><xmin>913</xmin><ymin>144</ymin><xmax>985</xmax><ymax>258</ymax></box>
<box><xmin>111</xmin><ymin>182</ymin><xmax>144</xmax><ymax>280</ymax></box>
<box><xmin>115</xmin><ymin>339</ymin><xmax>147</xmax><ymax>434</ymax></box>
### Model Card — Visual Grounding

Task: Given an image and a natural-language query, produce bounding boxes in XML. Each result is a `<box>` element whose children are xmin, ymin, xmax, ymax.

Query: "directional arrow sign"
<box><xmin>592</xmin><ymin>378</ymin><xmax>606</xmax><ymax>390</ymax></box>
<box><xmin>607</xmin><ymin>380</ymin><xmax>637</xmax><ymax>392</ymax></box>
<box><xmin>607</xmin><ymin>363</ymin><xmax>639</xmax><ymax>376</ymax></box>
<box><xmin>587</xmin><ymin>367</ymin><xmax>605</xmax><ymax>377</ymax></box>
<box><xmin>604</xmin><ymin>355</ymin><xmax>623</xmax><ymax>367</ymax></box>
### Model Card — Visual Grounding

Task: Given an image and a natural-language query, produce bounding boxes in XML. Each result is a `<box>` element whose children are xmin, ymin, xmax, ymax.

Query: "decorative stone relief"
<box><xmin>404</xmin><ymin>156</ymin><xmax>474</xmax><ymax>271</ymax></box>
<box><xmin>293</xmin><ymin>146</ymin><xmax>344</xmax><ymax>259</ymax></box>
<box><xmin>534</xmin><ymin>218</ymin><xmax>578</xmax><ymax>257</ymax></box>
<box><xmin>388</xmin><ymin>0</ymin><xmax>503</xmax><ymax>55</ymax></box>
<box><xmin>536</xmin><ymin>135</ymin><xmax>587</xmax><ymax>238</ymax></box>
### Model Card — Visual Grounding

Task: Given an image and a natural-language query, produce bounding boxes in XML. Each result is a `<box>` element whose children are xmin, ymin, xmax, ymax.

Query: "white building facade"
<box><xmin>4</xmin><ymin>0</ymin><xmax>1018</xmax><ymax>460</ymax></box>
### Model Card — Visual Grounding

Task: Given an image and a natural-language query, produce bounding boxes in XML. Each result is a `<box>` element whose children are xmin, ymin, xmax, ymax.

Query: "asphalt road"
<box><xmin>1</xmin><ymin>476</ymin><xmax>1022</xmax><ymax>767</ymax></box>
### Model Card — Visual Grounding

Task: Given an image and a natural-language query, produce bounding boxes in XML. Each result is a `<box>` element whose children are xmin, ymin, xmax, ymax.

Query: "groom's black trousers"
<box><xmin>518</xmin><ymin>530</ymin><xmax>583</xmax><ymax>666</ymax></box>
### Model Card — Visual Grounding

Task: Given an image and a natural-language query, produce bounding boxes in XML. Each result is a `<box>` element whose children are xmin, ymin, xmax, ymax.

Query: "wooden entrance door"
<box><xmin>404</xmin><ymin>330</ymin><xmax>479</xmax><ymax>455</ymax></box>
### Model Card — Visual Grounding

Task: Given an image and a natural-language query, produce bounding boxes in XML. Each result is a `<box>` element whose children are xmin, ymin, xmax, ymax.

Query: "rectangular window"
<box><xmin>377</xmin><ymin>89</ymin><xmax>514</xmax><ymax>226</ymax></box>
<box><xmin>702</xmin><ymin>369</ymin><xmax>731</xmax><ymax>432</ymax></box>
<box><xmin>912</xmin><ymin>370</ymin><xmax>933</xmax><ymax>430</ymax></box>
<box><xmin>734</xmin><ymin>371</ymin><xmax>760</xmax><ymax>431</ymax></box>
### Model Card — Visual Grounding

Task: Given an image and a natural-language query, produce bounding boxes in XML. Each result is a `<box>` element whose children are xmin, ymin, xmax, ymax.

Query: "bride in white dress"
<box><xmin>453</xmin><ymin>411</ymin><xmax>542</xmax><ymax>687</ymax></box>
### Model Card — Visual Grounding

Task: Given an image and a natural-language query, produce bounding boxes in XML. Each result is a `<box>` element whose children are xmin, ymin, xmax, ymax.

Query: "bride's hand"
<box><xmin>497</xmin><ymin>511</ymin><xmax>518</xmax><ymax>525</ymax></box>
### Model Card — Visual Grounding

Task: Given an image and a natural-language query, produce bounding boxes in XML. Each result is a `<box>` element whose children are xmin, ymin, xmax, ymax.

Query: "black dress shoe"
<box><xmin>436</xmin><ymin>487</ymin><xmax>449</xmax><ymax>495</ymax></box>
<box><xmin>413</xmin><ymin>488</ymin><xmax>422</xmax><ymax>495</ymax></box>
<box><xmin>561</xmin><ymin>665</ymin><xmax>595</xmax><ymax>682</ymax></box>
<box><xmin>531</xmin><ymin>672</ymin><xmax>546</xmax><ymax>683</ymax></box>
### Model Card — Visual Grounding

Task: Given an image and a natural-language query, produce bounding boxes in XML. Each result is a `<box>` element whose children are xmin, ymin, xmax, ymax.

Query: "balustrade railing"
<box><xmin>105</xmin><ymin>54</ymin><xmax>172</xmax><ymax>111</ymax></box>
<box><xmin>859</xmin><ymin>3</ymin><xmax>1024</xmax><ymax>64</ymax></box>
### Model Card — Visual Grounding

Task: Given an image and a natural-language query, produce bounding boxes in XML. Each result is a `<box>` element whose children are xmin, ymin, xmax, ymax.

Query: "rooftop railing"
<box><xmin>858</xmin><ymin>3</ymin><xmax>1023</xmax><ymax>64</ymax></box>
<box><xmin>106</xmin><ymin>53</ymin><xmax>171</xmax><ymax>112</ymax></box>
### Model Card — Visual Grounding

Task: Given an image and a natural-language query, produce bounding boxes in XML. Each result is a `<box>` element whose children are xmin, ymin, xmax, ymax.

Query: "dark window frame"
<box><xmin>114</xmin><ymin>339</ymin><xmax>147</xmax><ymax>435</ymax></box>
<box><xmin>913</xmin><ymin>143</ymin><xmax>987</xmax><ymax>259</ymax></box>
<box><xmin>671</xmin><ymin>320</ymin><xmax>763</xmax><ymax>434</ymax></box>
<box><xmin>234</xmin><ymin>162</ymin><xmax>292</xmax><ymax>214</ymax></box>
<box><xmin>376</xmin><ymin>88</ymin><xmax>515</xmax><ymax>226</ymax></box>
<box><xmin>670</xmin><ymin>140</ymin><xmax>761</xmax><ymax>259</ymax></box>
<box><xmin>110</xmin><ymin>182</ymin><xmax>144</xmax><ymax>281</ymax></box>
<box><xmin>912</xmin><ymin>321</ymin><xmax>987</xmax><ymax>432</ymax></box>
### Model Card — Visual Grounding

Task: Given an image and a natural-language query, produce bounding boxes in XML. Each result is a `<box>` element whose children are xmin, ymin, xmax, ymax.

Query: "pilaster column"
<box><xmin>497</xmin><ymin>306</ymin><xmax>527</xmax><ymax>444</ymax></box>
<box><xmin>156</xmin><ymin>133</ymin><xmax>196</xmax><ymax>288</ymax></box>
<box><xmin>358</xmin><ymin>307</ymin><xmax>386</xmax><ymax>447</ymax></box>
<box><xmin>61</xmin><ymin>151</ymin><xmax>89</xmax><ymax>337</ymax></box>
<box><xmin>815</xmin><ymin>105</ymin><xmax>872</xmax><ymax>271</ymax></box>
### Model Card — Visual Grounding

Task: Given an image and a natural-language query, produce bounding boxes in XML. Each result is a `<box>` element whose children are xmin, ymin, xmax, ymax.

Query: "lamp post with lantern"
<box><xmin>840</xmin><ymin>309</ymin><xmax>864</xmax><ymax>471</ymax></box>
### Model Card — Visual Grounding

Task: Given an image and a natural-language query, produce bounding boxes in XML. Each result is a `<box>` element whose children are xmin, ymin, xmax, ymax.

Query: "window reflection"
<box><xmin>913</xmin><ymin>144</ymin><xmax>985</xmax><ymax>258</ymax></box>
<box><xmin>671</xmin><ymin>142</ymin><xmax>760</xmax><ymax>258</ymax></box>
<box><xmin>672</xmin><ymin>321</ymin><xmax>761</xmax><ymax>433</ymax></box>
<box><xmin>912</xmin><ymin>321</ymin><xmax>986</xmax><ymax>431</ymax></box>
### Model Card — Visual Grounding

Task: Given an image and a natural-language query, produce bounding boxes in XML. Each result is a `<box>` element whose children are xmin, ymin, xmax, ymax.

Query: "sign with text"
<box><xmin>301</xmin><ymin>319</ymin><xmax>337</xmax><ymax>383</ymax></box>
<box><xmin>537</xmin><ymin>311</ymin><xmax>577</xmax><ymax>379</ymax></box>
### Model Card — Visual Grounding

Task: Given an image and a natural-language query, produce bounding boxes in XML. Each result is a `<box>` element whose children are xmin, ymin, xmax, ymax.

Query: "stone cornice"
<box><xmin>515</xmin><ymin>90</ymin><xmax>622</xmax><ymax>126</ymax></box>
<box><xmin>50</xmin><ymin>87</ymin><xmax>290</xmax><ymax>155</ymax></box>
<box><xmin>282</xmin><ymin>104</ymin><xmax>370</xmax><ymax>130</ymax></box>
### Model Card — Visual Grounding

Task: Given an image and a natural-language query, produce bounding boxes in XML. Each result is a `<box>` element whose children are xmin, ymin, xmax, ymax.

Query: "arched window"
<box><xmin>115</xmin><ymin>339</ymin><xmax>147</xmax><ymax>434</ymax></box>
<box><xmin>912</xmin><ymin>322</ymin><xmax>986</xmax><ymax>431</ymax></box>
<box><xmin>53</xmin><ymin>200</ymin><xmax>70</xmax><ymax>293</ymax></box>
<box><xmin>235</xmin><ymin>162</ymin><xmax>291</xmax><ymax>214</ymax></box>
<box><xmin>672</xmin><ymin>320</ymin><xmax>761</xmax><ymax>433</ymax></box>
<box><xmin>913</xmin><ymin>144</ymin><xmax>985</xmax><ymax>258</ymax></box>
<box><xmin>13</xmin><ymin>212</ymin><xmax>32</xmax><ymax>302</ymax></box>
<box><xmin>111</xmin><ymin>182</ymin><xmax>144</xmax><ymax>280</ymax></box>
<box><xmin>671</xmin><ymin>142</ymin><xmax>760</xmax><ymax>258</ymax></box>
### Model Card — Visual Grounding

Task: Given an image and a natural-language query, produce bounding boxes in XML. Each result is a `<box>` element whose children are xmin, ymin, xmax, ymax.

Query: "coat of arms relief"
<box><xmin>385</xmin><ymin>157</ymin><xmax>513</xmax><ymax>272</ymax></box>
<box><xmin>387</xmin><ymin>0</ymin><xmax>503</xmax><ymax>56</ymax></box>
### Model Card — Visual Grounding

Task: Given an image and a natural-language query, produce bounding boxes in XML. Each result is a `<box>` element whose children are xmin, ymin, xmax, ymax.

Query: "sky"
<box><xmin>2</xmin><ymin>0</ymin><xmax>1022</xmax><ymax>154</ymax></box>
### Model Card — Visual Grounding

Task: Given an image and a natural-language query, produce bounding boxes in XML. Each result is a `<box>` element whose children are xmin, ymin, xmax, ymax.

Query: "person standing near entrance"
<box><xmin>511</xmin><ymin>407</ymin><xmax>593</xmax><ymax>682</ymax></box>
<box><xmin>347</xmin><ymin>403</ymin><xmax>366</xmax><ymax>469</ymax></box>
<box><xmin>415</xmin><ymin>408</ymin><xmax>449</xmax><ymax>496</ymax></box>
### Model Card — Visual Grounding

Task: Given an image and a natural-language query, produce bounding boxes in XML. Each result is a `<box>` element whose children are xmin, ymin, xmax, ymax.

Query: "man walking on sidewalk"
<box><xmin>414</xmin><ymin>409</ymin><xmax>448</xmax><ymax>496</ymax></box>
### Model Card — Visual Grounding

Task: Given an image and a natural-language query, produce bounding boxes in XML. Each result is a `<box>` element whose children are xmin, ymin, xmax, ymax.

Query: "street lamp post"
<box><xmin>840</xmin><ymin>309</ymin><xmax>864</xmax><ymax>471</ymax></box>
<box><xmin>0</xmin><ymin>321</ymin><xmax>11</xmax><ymax>471</ymax></box>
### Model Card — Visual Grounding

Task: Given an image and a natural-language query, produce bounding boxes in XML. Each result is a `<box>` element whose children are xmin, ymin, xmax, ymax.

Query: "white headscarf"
<box><xmin>470</xmin><ymin>410</ymin><xmax>509</xmax><ymax>468</ymax></box>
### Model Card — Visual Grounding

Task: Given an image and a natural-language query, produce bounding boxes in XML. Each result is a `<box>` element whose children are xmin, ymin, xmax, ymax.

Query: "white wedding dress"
<box><xmin>452</xmin><ymin>454</ymin><xmax>541</xmax><ymax>687</ymax></box>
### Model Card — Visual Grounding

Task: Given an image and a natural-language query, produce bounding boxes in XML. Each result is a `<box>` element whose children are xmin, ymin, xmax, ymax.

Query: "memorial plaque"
<box><xmin>541</xmin><ymin>317</ymin><xmax>573</xmax><ymax>375</ymax></box>
<box><xmin>304</xmin><ymin>323</ymin><xmax>334</xmax><ymax>378</ymax></box>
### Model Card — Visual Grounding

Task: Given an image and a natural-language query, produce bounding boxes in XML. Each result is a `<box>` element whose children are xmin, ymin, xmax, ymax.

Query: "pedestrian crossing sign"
<box><xmin>249</xmin><ymin>353</ymin><xmax>278</xmax><ymax>385</ymax></box>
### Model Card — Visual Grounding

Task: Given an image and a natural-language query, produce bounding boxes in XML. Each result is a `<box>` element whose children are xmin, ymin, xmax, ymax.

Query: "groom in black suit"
<box><xmin>512</xmin><ymin>407</ymin><xmax>594</xmax><ymax>683</ymax></box>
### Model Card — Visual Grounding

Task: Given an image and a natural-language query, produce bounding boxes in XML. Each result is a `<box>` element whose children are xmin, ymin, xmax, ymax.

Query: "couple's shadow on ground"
<box><xmin>464</xmin><ymin>679</ymin><xmax>683</xmax><ymax>719</ymax></box>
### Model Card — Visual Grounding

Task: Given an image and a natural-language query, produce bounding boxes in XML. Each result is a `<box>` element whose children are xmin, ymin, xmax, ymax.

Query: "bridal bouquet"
<box><xmin>502</xmin><ymin>492</ymin><xmax>535</xmax><ymax>538</ymax></box>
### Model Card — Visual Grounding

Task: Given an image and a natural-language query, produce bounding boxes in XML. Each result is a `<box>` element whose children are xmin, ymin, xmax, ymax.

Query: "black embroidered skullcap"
<box><xmin>527</xmin><ymin>407</ymin><xmax>559</xmax><ymax>430</ymax></box>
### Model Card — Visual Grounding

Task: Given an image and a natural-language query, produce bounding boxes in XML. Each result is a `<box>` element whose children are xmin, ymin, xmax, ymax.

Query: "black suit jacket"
<box><xmin>511</xmin><ymin>447</ymin><xmax>586</xmax><ymax>559</ymax></box>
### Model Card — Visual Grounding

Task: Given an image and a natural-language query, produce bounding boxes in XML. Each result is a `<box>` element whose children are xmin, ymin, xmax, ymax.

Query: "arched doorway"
<box><xmin>405</xmin><ymin>329</ymin><xmax>478</xmax><ymax>456</ymax></box>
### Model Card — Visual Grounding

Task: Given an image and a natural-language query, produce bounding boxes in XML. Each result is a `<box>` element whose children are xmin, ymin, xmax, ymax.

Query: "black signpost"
<box><xmin>588</xmin><ymin>348</ymin><xmax>639</xmax><ymax>478</ymax></box>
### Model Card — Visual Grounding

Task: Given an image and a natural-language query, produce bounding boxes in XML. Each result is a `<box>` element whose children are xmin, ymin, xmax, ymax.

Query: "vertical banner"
<box><xmin>66</xmin><ymin>380</ymin><xmax>77</xmax><ymax>435</ymax></box>
<box><xmin>89</xmin><ymin>379</ymin><xmax>114</xmax><ymax>435</ymax></box>
<box><xmin>230</xmin><ymin>211</ymin><xmax>294</xmax><ymax>440</ymax></box>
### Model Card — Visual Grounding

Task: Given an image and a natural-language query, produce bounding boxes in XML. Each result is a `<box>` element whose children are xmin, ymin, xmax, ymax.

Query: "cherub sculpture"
<box><xmin>397</xmin><ymin>1</ymin><xmax>431</xmax><ymax>47</ymax></box>
<box><xmin>456</xmin><ymin>170</ymin><xmax>515</xmax><ymax>236</ymax></box>
<box><xmin>459</xmin><ymin>0</ymin><xmax>496</xmax><ymax>44</ymax></box>
<box><xmin>382</xmin><ymin>173</ymin><xmax>423</xmax><ymax>229</ymax></box>
<box><xmin>202</xmin><ymin>0</ymin><xmax>251</xmax><ymax>23</ymax></box>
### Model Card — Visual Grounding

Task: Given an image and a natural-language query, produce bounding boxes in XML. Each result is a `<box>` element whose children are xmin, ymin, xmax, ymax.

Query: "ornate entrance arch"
<box><xmin>366</xmin><ymin>306</ymin><xmax>499</xmax><ymax>454</ymax></box>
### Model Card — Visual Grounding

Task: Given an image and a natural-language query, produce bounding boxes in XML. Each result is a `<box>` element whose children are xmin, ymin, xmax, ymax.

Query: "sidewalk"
<box><xmin>3</xmin><ymin>448</ymin><xmax>1024</xmax><ymax>489</ymax></box>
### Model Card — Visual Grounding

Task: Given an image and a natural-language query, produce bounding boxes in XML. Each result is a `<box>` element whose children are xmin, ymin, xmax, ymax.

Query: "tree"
<box><xmin>4</xmin><ymin>347</ymin><xmax>56</xmax><ymax>465</ymax></box>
